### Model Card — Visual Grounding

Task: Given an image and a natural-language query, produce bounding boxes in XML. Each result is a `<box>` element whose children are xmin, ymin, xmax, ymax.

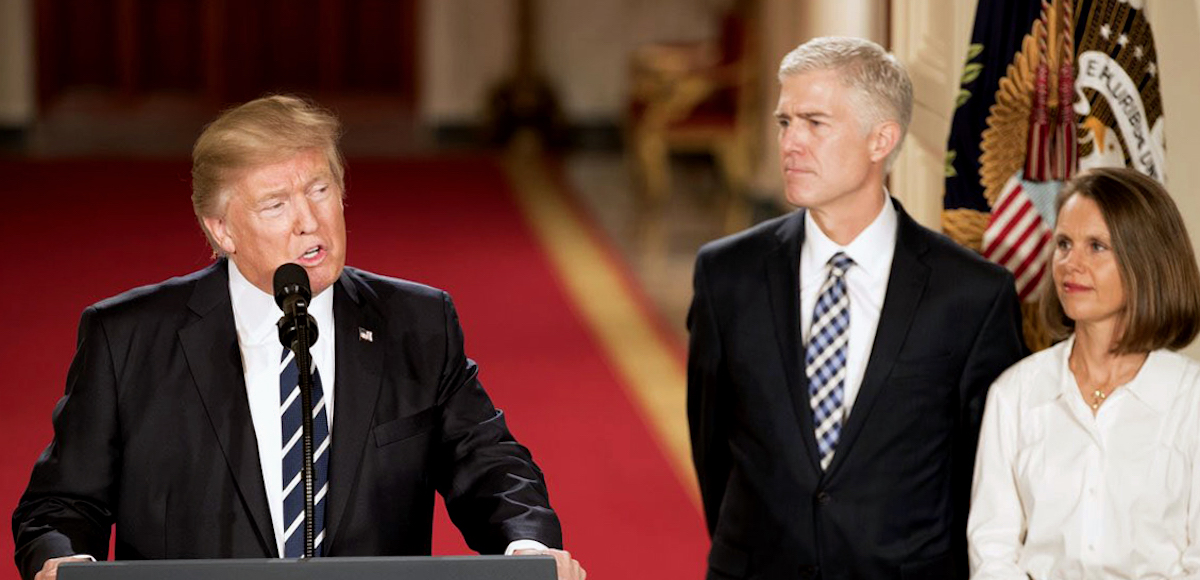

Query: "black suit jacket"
<box><xmin>688</xmin><ymin>204</ymin><xmax>1024</xmax><ymax>580</ymax></box>
<box><xmin>13</xmin><ymin>260</ymin><xmax>561</xmax><ymax>580</ymax></box>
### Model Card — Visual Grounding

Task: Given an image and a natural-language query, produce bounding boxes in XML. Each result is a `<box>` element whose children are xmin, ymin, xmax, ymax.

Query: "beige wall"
<box><xmin>418</xmin><ymin>1</ymin><xmax>515</xmax><ymax>125</ymax></box>
<box><xmin>889</xmin><ymin>0</ymin><xmax>978</xmax><ymax>228</ymax></box>
<box><xmin>1146</xmin><ymin>0</ymin><xmax>1200</xmax><ymax>359</ymax></box>
<box><xmin>419</xmin><ymin>0</ymin><xmax>719</xmax><ymax>125</ymax></box>
<box><xmin>0</xmin><ymin>0</ymin><xmax>35</xmax><ymax>127</ymax></box>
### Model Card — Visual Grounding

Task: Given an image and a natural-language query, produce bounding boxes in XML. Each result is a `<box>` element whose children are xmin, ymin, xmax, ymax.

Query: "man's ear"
<box><xmin>868</xmin><ymin>120</ymin><xmax>901</xmax><ymax>164</ymax></box>
<box><xmin>203</xmin><ymin>215</ymin><xmax>236</xmax><ymax>255</ymax></box>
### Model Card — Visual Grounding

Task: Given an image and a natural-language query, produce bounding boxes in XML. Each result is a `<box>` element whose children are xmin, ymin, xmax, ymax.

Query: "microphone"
<box><xmin>272</xmin><ymin>262</ymin><xmax>320</xmax><ymax>558</ymax></box>
<box><xmin>274</xmin><ymin>263</ymin><xmax>319</xmax><ymax>349</ymax></box>
<box><xmin>274</xmin><ymin>262</ymin><xmax>311</xmax><ymax>316</ymax></box>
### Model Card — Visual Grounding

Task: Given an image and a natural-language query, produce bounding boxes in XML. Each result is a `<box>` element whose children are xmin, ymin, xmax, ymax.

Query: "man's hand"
<box><xmin>35</xmin><ymin>557</ymin><xmax>92</xmax><ymax>580</ymax></box>
<box><xmin>512</xmin><ymin>548</ymin><xmax>586</xmax><ymax>580</ymax></box>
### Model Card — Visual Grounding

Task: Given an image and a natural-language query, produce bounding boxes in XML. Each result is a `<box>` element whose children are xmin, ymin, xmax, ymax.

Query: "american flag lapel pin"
<box><xmin>359</xmin><ymin>327</ymin><xmax>374</xmax><ymax>342</ymax></box>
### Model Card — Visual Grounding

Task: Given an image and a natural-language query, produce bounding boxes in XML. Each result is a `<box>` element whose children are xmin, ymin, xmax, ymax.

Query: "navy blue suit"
<box><xmin>14</xmin><ymin>260</ymin><xmax>561</xmax><ymax>580</ymax></box>
<box><xmin>688</xmin><ymin>203</ymin><xmax>1024</xmax><ymax>579</ymax></box>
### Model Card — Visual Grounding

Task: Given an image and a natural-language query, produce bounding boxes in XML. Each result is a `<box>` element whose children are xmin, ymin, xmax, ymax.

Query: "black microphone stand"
<box><xmin>279</xmin><ymin>297</ymin><xmax>319</xmax><ymax>559</ymax></box>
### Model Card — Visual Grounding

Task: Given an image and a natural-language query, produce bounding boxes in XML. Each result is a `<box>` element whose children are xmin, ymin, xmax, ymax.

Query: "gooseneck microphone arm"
<box><xmin>274</xmin><ymin>263</ymin><xmax>320</xmax><ymax>559</ymax></box>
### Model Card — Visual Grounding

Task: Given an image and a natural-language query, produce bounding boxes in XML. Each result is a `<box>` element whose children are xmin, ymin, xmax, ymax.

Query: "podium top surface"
<box><xmin>57</xmin><ymin>555</ymin><xmax>557</xmax><ymax>580</ymax></box>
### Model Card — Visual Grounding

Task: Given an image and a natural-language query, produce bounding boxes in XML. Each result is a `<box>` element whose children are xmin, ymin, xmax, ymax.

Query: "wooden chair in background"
<box><xmin>626</xmin><ymin>1</ymin><xmax>758</xmax><ymax>241</ymax></box>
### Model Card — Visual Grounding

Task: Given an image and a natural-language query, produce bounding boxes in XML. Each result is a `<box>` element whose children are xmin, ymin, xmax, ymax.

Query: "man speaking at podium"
<box><xmin>12</xmin><ymin>96</ymin><xmax>583</xmax><ymax>580</ymax></box>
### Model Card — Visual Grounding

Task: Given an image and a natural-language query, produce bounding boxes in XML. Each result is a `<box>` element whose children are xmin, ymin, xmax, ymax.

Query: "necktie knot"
<box><xmin>828</xmin><ymin>252</ymin><xmax>854</xmax><ymax>277</ymax></box>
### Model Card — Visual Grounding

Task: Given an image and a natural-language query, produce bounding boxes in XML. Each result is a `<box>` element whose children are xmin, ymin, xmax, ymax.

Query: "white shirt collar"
<box><xmin>228</xmin><ymin>260</ymin><xmax>335</xmax><ymax>347</ymax></box>
<box><xmin>1125</xmin><ymin>350</ymin><xmax>1178</xmax><ymax>413</ymax></box>
<box><xmin>803</xmin><ymin>192</ymin><xmax>898</xmax><ymax>279</ymax></box>
<box><xmin>1042</xmin><ymin>333</ymin><xmax>1178</xmax><ymax>414</ymax></box>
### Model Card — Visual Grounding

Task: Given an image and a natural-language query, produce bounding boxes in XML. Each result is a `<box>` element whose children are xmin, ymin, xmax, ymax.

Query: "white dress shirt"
<box><xmin>228</xmin><ymin>261</ymin><xmax>337</xmax><ymax>558</ymax></box>
<box><xmin>968</xmin><ymin>336</ymin><xmax>1200</xmax><ymax>579</ymax></box>
<box><xmin>800</xmin><ymin>194</ymin><xmax>897</xmax><ymax>417</ymax></box>
<box><xmin>227</xmin><ymin>261</ymin><xmax>546</xmax><ymax>557</ymax></box>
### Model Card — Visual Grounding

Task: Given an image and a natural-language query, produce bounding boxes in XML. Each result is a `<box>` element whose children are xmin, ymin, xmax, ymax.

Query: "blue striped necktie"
<box><xmin>279</xmin><ymin>347</ymin><xmax>330</xmax><ymax>557</ymax></box>
<box><xmin>806</xmin><ymin>252</ymin><xmax>853</xmax><ymax>470</ymax></box>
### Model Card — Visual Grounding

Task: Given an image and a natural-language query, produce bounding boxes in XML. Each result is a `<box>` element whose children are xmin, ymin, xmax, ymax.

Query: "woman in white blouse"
<box><xmin>968</xmin><ymin>167</ymin><xmax>1200</xmax><ymax>579</ymax></box>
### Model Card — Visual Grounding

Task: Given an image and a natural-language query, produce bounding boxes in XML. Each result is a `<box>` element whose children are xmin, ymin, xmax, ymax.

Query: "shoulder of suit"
<box><xmin>341</xmin><ymin>266</ymin><xmax>449</xmax><ymax>305</ymax></box>
<box><xmin>697</xmin><ymin>212</ymin><xmax>796</xmax><ymax>264</ymax></box>
<box><xmin>905</xmin><ymin>218</ymin><xmax>1013</xmax><ymax>285</ymax></box>
<box><xmin>89</xmin><ymin>262</ymin><xmax>220</xmax><ymax>320</ymax></box>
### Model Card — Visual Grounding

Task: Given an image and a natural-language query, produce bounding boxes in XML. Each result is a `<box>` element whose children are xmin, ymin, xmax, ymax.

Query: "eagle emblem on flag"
<box><xmin>944</xmin><ymin>0</ymin><xmax>1166</xmax><ymax>350</ymax></box>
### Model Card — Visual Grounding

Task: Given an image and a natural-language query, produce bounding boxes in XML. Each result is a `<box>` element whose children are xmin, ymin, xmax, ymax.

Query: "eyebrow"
<box><xmin>257</xmin><ymin>175</ymin><xmax>329</xmax><ymax>197</ymax></box>
<box><xmin>306</xmin><ymin>174</ymin><xmax>335</xmax><ymax>189</ymax></box>
<box><xmin>254</xmin><ymin>192</ymin><xmax>288</xmax><ymax>207</ymax></box>
<box><xmin>1055</xmin><ymin>231</ymin><xmax>1112</xmax><ymax>244</ymax></box>
<box><xmin>775</xmin><ymin>110</ymin><xmax>831</xmax><ymax>121</ymax></box>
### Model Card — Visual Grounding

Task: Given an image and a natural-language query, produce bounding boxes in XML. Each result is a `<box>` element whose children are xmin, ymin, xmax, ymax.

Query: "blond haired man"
<box><xmin>14</xmin><ymin>96</ymin><xmax>582</xmax><ymax>580</ymax></box>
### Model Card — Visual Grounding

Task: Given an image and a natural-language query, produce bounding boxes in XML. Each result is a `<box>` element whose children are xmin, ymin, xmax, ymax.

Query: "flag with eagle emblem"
<box><xmin>943</xmin><ymin>0</ymin><xmax>1166</xmax><ymax>350</ymax></box>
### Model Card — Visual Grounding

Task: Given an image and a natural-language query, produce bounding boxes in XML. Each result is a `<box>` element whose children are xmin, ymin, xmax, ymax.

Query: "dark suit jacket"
<box><xmin>688</xmin><ymin>203</ymin><xmax>1024</xmax><ymax>580</ymax></box>
<box><xmin>13</xmin><ymin>260</ymin><xmax>562</xmax><ymax>580</ymax></box>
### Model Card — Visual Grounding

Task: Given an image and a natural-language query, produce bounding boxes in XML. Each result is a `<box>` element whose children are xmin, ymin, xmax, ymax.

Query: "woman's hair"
<box><xmin>1041</xmin><ymin>167</ymin><xmax>1200</xmax><ymax>352</ymax></box>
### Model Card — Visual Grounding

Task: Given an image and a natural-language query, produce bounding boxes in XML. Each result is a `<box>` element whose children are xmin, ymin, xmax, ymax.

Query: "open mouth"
<box><xmin>297</xmin><ymin>245</ymin><xmax>325</xmax><ymax>264</ymax></box>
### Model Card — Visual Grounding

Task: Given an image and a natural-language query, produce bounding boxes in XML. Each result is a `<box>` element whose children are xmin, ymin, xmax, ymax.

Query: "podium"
<box><xmin>57</xmin><ymin>555</ymin><xmax>557</xmax><ymax>580</ymax></box>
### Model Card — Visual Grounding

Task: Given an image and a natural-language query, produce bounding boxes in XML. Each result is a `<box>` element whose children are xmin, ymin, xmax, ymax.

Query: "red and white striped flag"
<box><xmin>982</xmin><ymin>177</ymin><xmax>1052</xmax><ymax>301</ymax></box>
<box><xmin>982</xmin><ymin>0</ymin><xmax>1074</xmax><ymax>304</ymax></box>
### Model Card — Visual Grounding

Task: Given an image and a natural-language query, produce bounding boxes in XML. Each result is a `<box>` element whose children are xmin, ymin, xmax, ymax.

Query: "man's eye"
<box><xmin>309</xmin><ymin>185</ymin><xmax>333</xmax><ymax>200</ymax></box>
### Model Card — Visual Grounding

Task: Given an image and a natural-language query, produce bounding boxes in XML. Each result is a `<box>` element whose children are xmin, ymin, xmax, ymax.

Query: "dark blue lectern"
<box><xmin>57</xmin><ymin>555</ymin><xmax>556</xmax><ymax>580</ymax></box>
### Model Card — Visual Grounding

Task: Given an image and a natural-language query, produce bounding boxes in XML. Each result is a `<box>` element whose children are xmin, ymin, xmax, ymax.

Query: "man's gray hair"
<box><xmin>779</xmin><ymin>36</ymin><xmax>913</xmax><ymax>170</ymax></box>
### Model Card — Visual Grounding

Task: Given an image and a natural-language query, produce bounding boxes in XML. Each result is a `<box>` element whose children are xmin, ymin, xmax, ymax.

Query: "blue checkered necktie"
<box><xmin>280</xmin><ymin>347</ymin><xmax>330</xmax><ymax>557</ymax></box>
<box><xmin>806</xmin><ymin>252</ymin><xmax>853</xmax><ymax>470</ymax></box>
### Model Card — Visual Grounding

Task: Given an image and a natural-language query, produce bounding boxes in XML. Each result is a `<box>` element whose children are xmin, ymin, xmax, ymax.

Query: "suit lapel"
<box><xmin>178</xmin><ymin>260</ymin><xmax>278</xmax><ymax>557</ymax></box>
<box><xmin>766</xmin><ymin>213</ymin><xmax>823</xmax><ymax>473</ymax></box>
<box><xmin>825</xmin><ymin>206</ymin><xmax>930</xmax><ymax>477</ymax></box>
<box><xmin>323</xmin><ymin>269</ymin><xmax>385</xmax><ymax>553</ymax></box>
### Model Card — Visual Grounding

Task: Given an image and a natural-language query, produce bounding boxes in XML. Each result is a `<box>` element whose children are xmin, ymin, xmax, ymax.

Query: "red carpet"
<box><xmin>0</xmin><ymin>156</ymin><xmax>708</xmax><ymax>579</ymax></box>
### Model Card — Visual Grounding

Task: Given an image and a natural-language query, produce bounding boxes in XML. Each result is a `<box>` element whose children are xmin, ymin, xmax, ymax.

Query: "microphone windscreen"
<box><xmin>273</xmin><ymin>263</ymin><xmax>311</xmax><ymax>309</ymax></box>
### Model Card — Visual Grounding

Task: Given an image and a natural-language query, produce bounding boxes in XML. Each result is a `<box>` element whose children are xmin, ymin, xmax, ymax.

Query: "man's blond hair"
<box><xmin>191</xmin><ymin>95</ymin><xmax>344</xmax><ymax>252</ymax></box>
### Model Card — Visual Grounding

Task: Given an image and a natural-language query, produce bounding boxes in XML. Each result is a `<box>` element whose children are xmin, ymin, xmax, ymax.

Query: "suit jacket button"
<box><xmin>816</xmin><ymin>492</ymin><xmax>831</xmax><ymax>505</ymax></box>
